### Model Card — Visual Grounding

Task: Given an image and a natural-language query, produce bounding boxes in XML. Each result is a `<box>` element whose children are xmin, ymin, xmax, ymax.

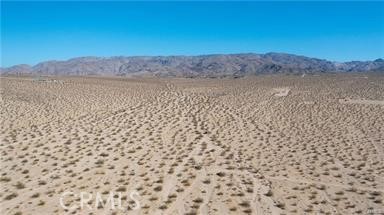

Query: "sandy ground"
<box><xmin>0</xmin><ymin>74</ymin><xmax>383</xmax><ymax>215</ymax></box>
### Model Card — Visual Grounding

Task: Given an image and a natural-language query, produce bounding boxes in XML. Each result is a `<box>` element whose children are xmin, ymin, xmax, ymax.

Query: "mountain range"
<box><xmin>1</xmin><ymin>53</ymin><xmax>383</xmax><ymax>77</ymax></box>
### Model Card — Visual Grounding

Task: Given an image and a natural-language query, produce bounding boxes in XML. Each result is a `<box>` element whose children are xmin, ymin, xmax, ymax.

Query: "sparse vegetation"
<box><xmin>1</xmin><ymin>75</ymin><xmax>383</xmax><ymax>214</ymax></box>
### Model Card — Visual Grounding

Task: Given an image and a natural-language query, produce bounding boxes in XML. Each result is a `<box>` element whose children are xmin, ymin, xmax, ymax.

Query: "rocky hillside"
<box><xmin>1</xmin><ymin>53</ymin><xmax>383</xmax><ymax>77</ymax></box>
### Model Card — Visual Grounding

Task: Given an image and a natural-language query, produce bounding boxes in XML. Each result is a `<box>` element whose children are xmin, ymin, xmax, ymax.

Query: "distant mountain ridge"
<box><xmin>1</xmin><ymin>53</ymin><xmax>383</xmax><ymax>77</ymax></box>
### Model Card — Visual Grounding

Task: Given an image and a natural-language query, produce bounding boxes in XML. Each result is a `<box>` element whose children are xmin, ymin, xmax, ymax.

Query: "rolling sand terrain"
<box><xmin>1</xmin><ymin>74</ymin><xmax>383</xmax><ymax>215</ymax></box>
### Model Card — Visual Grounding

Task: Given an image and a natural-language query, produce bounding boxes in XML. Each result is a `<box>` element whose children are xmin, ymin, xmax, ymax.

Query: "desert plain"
<box><xmin>0</xmin><ymin>74</ymin><xmax>383</xmax><ymax>215</ymax></box>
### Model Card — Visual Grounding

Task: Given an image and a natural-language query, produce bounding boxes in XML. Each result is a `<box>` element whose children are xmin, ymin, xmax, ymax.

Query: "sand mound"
<box><xmin>273</xmin><ymin>88</ymin><xmax>291</xmax><ymax>97</ymax></box>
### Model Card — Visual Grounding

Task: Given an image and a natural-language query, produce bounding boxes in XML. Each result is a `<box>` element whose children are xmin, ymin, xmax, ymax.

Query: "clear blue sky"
<box><xmin>1</xmin><ymin>1</ymin><xmax>383</xmax><ymax>67</ymax></box>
